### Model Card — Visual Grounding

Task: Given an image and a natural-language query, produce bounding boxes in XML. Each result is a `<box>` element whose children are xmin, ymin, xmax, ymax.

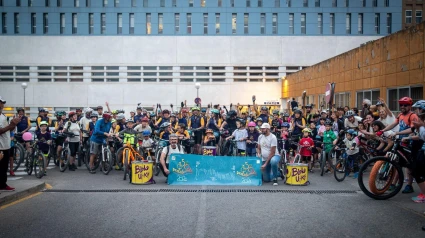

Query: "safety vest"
<box><xmin>190</xmin><ymin>116</ymin><xmax>202</xmax><ymax>129</ymax></box>
<box><xmin>16</xmin><ymin>116</ymin><xmax>29</xmax><ymax>132</ymax></box>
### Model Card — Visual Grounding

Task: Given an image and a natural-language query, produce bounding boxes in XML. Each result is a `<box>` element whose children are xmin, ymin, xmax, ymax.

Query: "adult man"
<box><xmin>344</xmin><ymin>110</ymin><xmax>363</xmax><ymax>129</ymax></box>
<box><xmin>96</xmin><ymin>106</ymin><xmax>104</xmax><ymax>118</ymax></box>
<box><xmin>257</xmin><ymin>106</ymin><xmax>271</xmax><ymax>124</ymax></box>
<box><xmin>159</xmin><ymin>134</ymin><xmax>184</xmax><ymax>182</ymax></box>
<box><xmin>291</xmin><ymin>98</ymin><xmax>299</xmax><ymax>111</ymax></box>
<box><xmin>155</xmin><ymin>109</ymin><xmax>171</xmax><ymax>128</ymax></box>
<box><xmin>257</xmin><ymin>123</ymin><xmax>280</xmax><ymax>186</ymax></box>
<box><xmin>383</xmin><ymin>97</ymin><xmax>419</xmax><ymax>194</ymax></box>
<box><xmin>76</xmin><ymin>108</ymin><xmax>83</xmax><ymax>121</ymax></box>
<box><xmin>305</xmin><ymin>104</ymin><xmax>314</xmax><ymax>124</ymax></box>
<box><xmin>89</xmin><ymin>113</ymin><xmax>112</xmax><ymax>174</ymax></box>
<box><xmin>0</xmin><ymin>96</ymin><xmax>20</xmax><ymax>191</ymax></box>
<box><xmin>79</xmin><ymin>108</ymin><xmax>93</xmax><ymax>166</ymax></box>
<box><xmin>134</xmin><ymin>106</ymin><xmax>144</xmax><ymax>124</ymax></box>
<box><xmin>361</xmin><ymin>99</ymin><xmax>372</xmax><ymax>119</ymax></box>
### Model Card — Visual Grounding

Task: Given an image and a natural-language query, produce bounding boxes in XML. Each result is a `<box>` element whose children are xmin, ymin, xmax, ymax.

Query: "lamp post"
<box><xmin>21</xmin><ymin>83</ymin><xmax>28</xmax><ymax>110</ymax></box>
<box><xmin>195</xmin><ymin>83</ymin><xmax>201</xmax><ymax>98</ymax></box>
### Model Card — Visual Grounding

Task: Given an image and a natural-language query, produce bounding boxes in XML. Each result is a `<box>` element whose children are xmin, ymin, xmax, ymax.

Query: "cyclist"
<box><xmin>344</xmin><ymin>110</ymin><xmax>362</xmax><ymax>129</ymax></box>
<box><xmin>155</xmin><ymin>109</ymin><xmax>171</xmax><ymax>128</ymax></box>
<box><xmin>188</xmin><ymin>107</ymin><xmax>205</xmax><ymax>153</ymax></box>
<box><xmin>111</xmin><ymin>110</ymin><xmax>119</xmax><ymax>120</ymax></box>
<box><xmin>290</xmin><ymin>109</ymin><xmax>306</xmax><ymax>142</ymax></box>
<box><xmin>382</xmin><ymin>97</ymin><xmax>419</xmax><ymax>194</ymax></box>
<box><xmin>134</xmin><ymin>106</ymin><xmax>144</xmax><ymax>124</ymax></box>
<box><xmin>342</xmin><ymin>129</ymin><xmax>360</xmax><ymax>178</ymax></box>
<box><xmin>36</xmin><ymin>108</ymin><xmax>51</xmax><ymax>132</ymax></box>
<box><xmin>88</xmin><ymin>112</ymin><xmax>98</xmax><ymax>136</ymax></box>
<box><xmin>134</xmin><ymin>117</ymin><xmax>152</xmax><ymax>140</ymax></box>
<box><xmin>96</xmin><ymin>106</ymin><xmax>104</xmax><ymax>118</ymax></box>
<box><xmin>204</xmin><ymin>129</ymin><xmax>216</xmax><ymax>147</ymax></box>
<box><xmin>118</xmin><ymin>119</ymin><xmax>138</xmax><ymax>150</ymax></box>
<box><xmin>159</xmin><ymin>122</ymin><xmax>172</xmax><ymax>140</ymax></box>
<box><xmin>305</xmin><ymin>104</ymin><xmax>314</xmax><ymax>124</ymax></box>
<box><xmin>220</xmin><ymin>110</ymin><xmax>237</xmax><ymax>134</ymax></box>
<box><xmin>330</xmin><ymin>111</ymin><xmax>344</xmax><ymax>137</ymax></box>
<box><xmin>15</xmin><ymin>107</ymin><xmax>31</xmax><ymax>134</ymax></box>
<box><xmin>226</xmin><ymin>119</ymin><xmax>248</xmax><ymax>156</ymax></box>
<box><xmin>323</xmin><ymin>120</ymin><xmax>338</xmax><ymax>173</ymax></box>
<box><xmin>129</xmin><ymin>110</ymin><xmax>136</xmax><ymax>122</ymax></box>
<box><xmin>178</xmin><ymin>108</ymin><xmax>189</xmax><ymax>127</ymax></box>
<box><xmin>256</xmin><ymin>117</ymin><xmax>263</xmax><ymax>130</ymax></box>
<box><xmin>372</xmin><ymin>121</ymin><xmax>394</xmax><ymax>155</ymax></box>
<box><xmin>299</xmin><ymin>128</ymin><xmax>314</xmax><ymax>172</ymax></box>
<box><xmin>89</xmin><ymin>113</ymin><xmax>113</xmax><ymax>174</ymax></box>
<box><xmin>115</xmin><ymin>113</ymin><xmax>126</xmax><ymax>133</ymax></box>
<box><xmin>170</xmin><ymin>114</ymin><xmax>178</xmax><ymax>132</ymax></box>
<box><xmin>160</xmin><ymin>133</ymin><xmax>184</xmax><ymax>181</ymax></box>
<box><xmin>63</xmin><ymin>112</ymin><xmax>82</xmax><ymax>171</ymax></box>
<box><xmin>54</xmin><ymin>111</ymin><xmax>67</xmax><ymax>159</ymax></box>
<box><xmin>257</xmin><ymin>123</ymin><xmax>280</xmax><ymax>186</ymax></box>
<box><xmin>256</xmin><ymin>106</ymin><xmax>271</xmax><ymax>124</ymax></box>
<box><xmin>271</xmin><ymin>110</ymin><xmax>283</xmax><ymax>138</ymax></box>
<box><xmin>76</xmin><ymin>108</ymin><xmax>83</xmax><ymax>121</ymax></box>
<box><xmin>140</xmin><ymin>130</ymin><xmax>155</xmax><ymax>148</ymax></box>
<box><xmin>246</xmin><ymin>122</ymin><xmax>260</xmax><ymax>157</ymax></box>
<box><xmin>176</xmin><ymin>123</ymin><xmax>191</xmax><ymax>153</ymax></box>
<box><xmin>80</xmin><ymin>108</ymin><xmax>93</xmax><ymax>150</ymax></box>
<box><xmin>206</xmin><ymin>109</ymin><xmax>221</xmax><ymax>144</ymax></box>
<box><xmin>36</xmin><ymin>121</ymin><xmax>51</xmax><ymax>175</ymax></box>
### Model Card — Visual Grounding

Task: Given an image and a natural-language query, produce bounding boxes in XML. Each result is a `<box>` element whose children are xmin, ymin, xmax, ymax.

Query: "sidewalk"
<box><xmin>0</xmin><ymin>180</ymin><xmax>46</xmax><ymax>207</ymax></box>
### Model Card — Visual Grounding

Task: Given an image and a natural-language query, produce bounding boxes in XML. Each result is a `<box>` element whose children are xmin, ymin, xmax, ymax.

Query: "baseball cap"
<box><xmin>260</xmin><ymin>123</ymin><xmax>271</xmax><ymax>129</ymax></box>
<box><xmin>0</xmin><ymin>96</ymin><xmax>6</xmax><ymax>104</ymax></box>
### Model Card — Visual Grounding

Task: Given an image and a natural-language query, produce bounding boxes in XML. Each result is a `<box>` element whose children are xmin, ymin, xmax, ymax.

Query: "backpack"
<box><xmin>164</xmin><ymin>144</ymin><xmax>183</xmax><ymax>159</ymax></box>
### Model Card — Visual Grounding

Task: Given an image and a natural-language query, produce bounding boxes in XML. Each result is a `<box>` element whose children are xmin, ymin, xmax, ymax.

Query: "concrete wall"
<box><xmin>283</xmin><ymin>22</ymin><xmax>425</xmax><ymax>109</ymax></box>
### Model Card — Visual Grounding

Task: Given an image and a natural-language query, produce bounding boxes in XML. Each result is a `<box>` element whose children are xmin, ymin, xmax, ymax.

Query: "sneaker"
<box><xmin>273</xmin><ymin>179</ymin><xmax>278</xmax><ymax>186</ymax></box>
<box><xmin>9</xmin><ymin>171</ymin><xmax>15</xmax><ymax>176</ymax></box>
<box><xmin>412</xmin><ymin>193</ymin><xmax>425</xmax><ymax>203</ymax></box>
<box><xmin>114</xmin><ymin>165</ymin><xmax>120</xmax><ymax>170</ymax></box>
<box><xmin>69</xmin><ymin>164</ymin><xmax>75</xmax><ymax>171</ymax></box>
<box><xmin>73</xmin><ymin>164</ymin><xmax>78</xmax><ymax>169</ymax></box>
<box><xmin>325</xmin><ymin>169</ymin><xmax>331</xmax><ymax>174</ymax></box>
<box><xmin>0</xmin><ymin>186</ymin><xmax>15</xmax><ymax>192</ymax></box>
<box><xmin>388</xmin><ymin>185</ymin><xmax>396</xmax><ymax>192</ymax></box>
<box><xmin>353</xmin><ymin>172</ymin><xmax>359</xmax><ymax>179</ymax></box>
<box><xmin>309</xmin><ymin>169</ymin><xmax>314</xmax><ymax>173</ymax></box>
<box><xmin>89</xmin><ymin>169</ymin><xmax>96</xmax><ymax>174</ymax></box>
<box><xmin>402</xmin><ymin>185</ymin><xmax>414</xmax><ymax>194</ymax></box>
<box><xmin>44</xmin><ymin>171</ymin><xmax>47</xmax><ymax>176</ymax></box>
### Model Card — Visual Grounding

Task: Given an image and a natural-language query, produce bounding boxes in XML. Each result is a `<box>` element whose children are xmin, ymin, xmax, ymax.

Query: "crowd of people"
<box><xmin>1</xmin><ymin>95</ymin><xmax>425</xmax><ymax>205</ymax></box>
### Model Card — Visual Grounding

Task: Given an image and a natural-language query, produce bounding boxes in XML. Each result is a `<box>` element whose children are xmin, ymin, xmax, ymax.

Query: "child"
<box><xmin>246</xmin><ymin>122</ymin><xmax>260</xmax><ymax>157</ymax></box>
<box><xmin>299</xmin><ymin>128</ymin><xmax>314</xmax><ymax>172</ymax></box>
<box><xmin>119</xmin><ymin>119</ymin><xmax>139</xmax><ymax>150</ymax></box>
<box><xmin>323</xmin><ymin>120</ymin><xmax>337</xmax><ymax>173</ymax></box>
<box><xmin>203</xmin><ymin>129</ymin><xmax>216</xmax><ymax>146</ymax></box>
<box><xmin>372</xmin><ymin>121</ymin><xmax>394</xmax><ymax>155</ymax></box>
<box><xmin>36</xmin><ymin>121</ymin><xmax>52</xmax><ymax>175</ymax></box>
<box><xmin>226</xmin><ymin>119</ymin><xmax>248</xmax><ymax>156</ymax></box>
<box><xmin>140</xmin><ymin>130</ymin><xmax>155</xmax><ymax>148</ymax></box>
<box><xmin>342</xmin><ymin>129</ymin><xmax>360</xmax><ymax>178</ymax></box>
<box><xmin>108</xmin><ymin>119</ymin><xmax>117</xmax><ymax>148</ymax></box>
<box><xmin>256</xmin><ymin>118</ymin><xmax>263</xmax><ymax>131</ymax></box>
<box><xmin>280</xmin><ymin>122</ymin><xmax>290</xmax><ymax>155</ymax></box>
<box><xmin>176</xmin><ymin>123</ymin><xmax>191</xmax><ymax>153</ymax></box>
<box><xmin>159</xmin><ymin>122</ymin><xmax>172</xmax><ymax>140</ymax></box>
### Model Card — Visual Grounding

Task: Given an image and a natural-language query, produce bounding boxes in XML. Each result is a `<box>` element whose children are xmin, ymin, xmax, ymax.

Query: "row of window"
<box><xmin>1</xmin><ymin>12</ymin><xmax>393</xmax><ymax>35</ymax></box>
<box><xmin>405</xmin><ymin>10</ymin><xmax>423</xmax><ymax>24</ymax></box>
<box><xmin>0</xmin><ymin>0</ymin><xmax>393</xmax><ymax>8</ymax></box>
<box><xmin>0</xmin><ymin>66</ymin><xmax>285</xmax><ymax>71</ymax></box>
<box><xmin>0</xmin><ymin>78</ymin><xmax>280</xmax><ymax>83</ymax></box>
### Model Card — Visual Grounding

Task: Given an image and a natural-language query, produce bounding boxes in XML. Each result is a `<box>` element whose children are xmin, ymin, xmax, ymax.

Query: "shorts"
<box><xmin>301</xmin><ymin>155</ymin><xmax>311</xmax><ymax>162</ymax></box>
<box><xmin>55</xmin><ymin>136</ymin><xmax>65</xmax><ymax>147</ymax></box>
<box><xmin>9</xmin><ymin>147</ymin><xmax>15</xmax><ymax>158</ymax></box>
<box><xmin>412</xmin><ymin>150</ymin><xmax>425</xmax><ymax>184</ymax></box>
<box><xmin>69</xmin><ymin>142</ymin><xmax>80</xmax><ymax>157</ymax></box>
<box><xmin>90</xmin><ymin>141</ymin><xmax>102</xmax><ymax>155</ymax></box>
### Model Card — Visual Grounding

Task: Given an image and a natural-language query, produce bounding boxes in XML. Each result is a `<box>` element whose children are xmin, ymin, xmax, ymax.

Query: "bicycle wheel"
<box><xmin>101</xmin><ymin>147</ymin><xmax>113</xmax><ymax>175</ymax></box>
<box><xmin>334</xmin><ymin>159</ymin><xmax>347</xmax><ymax>182</ymax></box>
<box><xmin>59</xmin><ymin>148</ymin><xmax>70</xmax><ymax>172</ymax></box>
<box><xmin>84</xmin><ymin>150</ymin><xmax>91</xmax><ymax>171</ymax></box>
<box><xmin>115</xmin><ymin>147</ymin><xmax>124</xmax><ymax>170</ymax></box>
<box><xmin>279</xmin><ymin>153</ymin><xmax>287</xmax><ymax>182</ymax></box>
<box><xmin>320</xmin><ymin>151</ymin><xmax>326</xmax><ymax>176</ymax></box>
<box><xmin>92</xmin><ymin>153</ymin><xmax>101</xmax><ymax>171</ymax></box>
<box><xmin>12</xmin><ymin>144</ymin><xmax>25</xmax><ymax>172</ymax></box>
<box><xmin>53</xmin><ymin>148</ymin><xmax>60</xmax><ymax>166</ymax></box>
<box><xmin>154</xmin><ymin>150</ymin><xmax>161</xmax><ymax>176</ymax></box>
<box><xmin>123</xmin><ymin>149</ymin><xmax>130</xmax><ymax>181</ymax></box>
<box><xmin>26</xmin><ymin>151</ymin><xmax>34</xmax><ymax>175</ymax></box>
<box><xmin>358</xmin><ymin>156</ymin><xmax>403</xmax><ymax>200</ymax></box>
<box><xmin>34</xmin><ymin>152</ymin><xmax>46</xmax><ymax>179</ymax></box>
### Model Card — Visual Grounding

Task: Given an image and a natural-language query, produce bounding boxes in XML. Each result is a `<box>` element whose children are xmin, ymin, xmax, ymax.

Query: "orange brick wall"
<box><xmin>283</xmin><ymin>22</ymin><xmax>425</xmax><ymax>108</ymax></box>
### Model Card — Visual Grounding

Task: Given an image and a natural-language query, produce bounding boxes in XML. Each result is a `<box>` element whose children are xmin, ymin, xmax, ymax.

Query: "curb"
<box><xmin>0</xmin><ymin>182</ymin><xmax>46</xmax><ymax>208</ymax></box>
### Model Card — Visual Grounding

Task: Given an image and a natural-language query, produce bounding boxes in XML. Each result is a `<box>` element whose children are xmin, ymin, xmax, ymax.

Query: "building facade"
<box><xmin>402</xmin><ymin>0</ymin><xmax>425</xmax><ymax>29</ymax></box>
<box><xmin>0</xmin><ymin>0</ymin><xmax>402</xmax><ymax>118</ymax></box>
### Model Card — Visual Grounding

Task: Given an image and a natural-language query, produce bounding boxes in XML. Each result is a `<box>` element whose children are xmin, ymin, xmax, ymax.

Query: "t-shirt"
<box><xmin>258</xmin><ymin>133</ymin><xmax>279</xmax><ymax>161</ymax></box>
<box><xmin>162</xmin><ymin>145</ymin><xmax>184</xmax><ymax>163</ymax></box>
<box><xmin>232</xmin><ymin>128</ymin><xmax>248</xmax><ymax>150</ymax></box>
<box><xmin>378</xmin><ymin>114</ymin><xmax>399</xmax><ymax>132</ymax></box>
<box><xmin>36</xmin><ymin>131</ymin><xmax>51</xmax><ymax>154</ymax></box>
<box><xmin>323</xmin><ymin>130</ymin><xmax>337</xmax><ymax>152</ymax></box>
<box><xmin>0</xmin><ymin>114</ymin><xmax>11</xmax><ymax>150</ymax></box>
<box><xmin>344</xmin><ymin>116</ymin><xmax>363</xmax><ymax>129</ymax></box>
<box><xmin>247</xmin><ymin>130</ymin><xmax>260</xmax><ymax>148</ymax></box>
<box><xmin>291</xmin><ymin>100</ymin><xmax>298</xmax><ymax>110</ymax></box>
<box><xmin>396</xmin><ymin>112</ymin><xmax>419</xmax><ymax>138</ymax></box>
<box><xmin>299</xmin><ymin>137</ymin><xmax>314</xmax><ymax>157</ymax></box>
<box><xmin>343</xmin><ymin>137</ymin><xmax>359</xmax><ymax>156</ymax></box>
<box><xmin>141</xmin><ymin>138</ymin><xmax>154</xmax><ymax>148</ymax></box>
<box><xmin>64</xmin><ymin>121</ymin><xmax>80</xmax><ymax>143</ymax></box>
<box><xmin>79</xmin><ymin>117</ymin><xmax>91</xmax><ymax>137</ymax></box>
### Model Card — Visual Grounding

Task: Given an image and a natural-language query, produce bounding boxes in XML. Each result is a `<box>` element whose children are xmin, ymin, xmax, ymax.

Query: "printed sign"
<box><xmin>131</xmin><ymin>161</ymin><xmax>155</xmax><ymax>184</ymax></box>
<box><xmin>168</xmin><ymin>154</ymin><xmax>262</xmax><ymax>186</ymax></box>
<box><xmin>263</xmin><ymin>100</ymin><xmax>280</xmax><ymax>105</ymax></box>
<box><xmin>195</xmin><ymin>97</ymin><xmax>202</xmax><ymax>104</ymax></box>
<box><xmin>285</xmin><ymin>163</ymin><xmax>309</xmax><ymax>185</ymax></box>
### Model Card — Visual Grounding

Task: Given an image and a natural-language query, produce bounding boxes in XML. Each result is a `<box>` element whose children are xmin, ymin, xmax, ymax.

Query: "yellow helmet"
<box><xmin>302</xmin><ymin>128</ymin><xmax>312</xmax><ymax>134</ymax></box>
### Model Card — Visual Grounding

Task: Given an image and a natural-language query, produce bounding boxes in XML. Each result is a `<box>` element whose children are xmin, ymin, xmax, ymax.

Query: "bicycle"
<box><xmin>221</xmin><ymin>139</ymin><xmax>245</xmax><ymax>156</ymax></box>
<box><xmin>10</xmin><ymin>133</ymin><xmax>26</xmax><ymax>172</ymax></box>
<box><xmin>28</xmin><ymin>138</ymin><xmax>48</xmax><ymax>179</ymax></box>
<box><xmin>319</xmin><ymin>142</ymin><xmax>335</xmax><ymax>176</ymax></box>
<box><xmin>122</xmin><ymin>140</ymin><xmax>145</xmax><ymax>181</ymax></box>
<box><xmin>333</xmin><ymin>144</ymin><xmax>368</xmax><ymax>182</ymax></box>
<box><xmin>153</xmin><ymin>138</ymin><xmax>169</xmax><ymax>176</ymax></box>
<box><xmin>217</xmin><ymin>129</ymin><xmax>230</xmax><ymax>156</ymax></box>
<box><xmin>58</xmin><ymin>132</ymin><xmax>76</xmax><ymax>172</ymax></box>
<box><xmin>357</xmin><ymin>137</ymin><xmax>412</xmax><ymax>200</ymax></box>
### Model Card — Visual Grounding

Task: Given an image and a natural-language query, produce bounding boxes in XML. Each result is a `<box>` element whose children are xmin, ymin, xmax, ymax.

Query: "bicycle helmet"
<box><xmin>238</xmin><ymin>118</ymin><xmax>246</xmax><ymax>125</ymax></box>
<box><xmin>182</xmin><ymin>108</ymin><xmax>189</xmax><ymax>113</ymax></box>
<box><xmin>142</xmin><ymin>130</ymin><xmax>151</xmax><ymax>136</ymax></box>
<box><xmin>206</xmin><ymin>129</ymin><xmax>213</xmax><ymax>134</ymax></box>
<box><xmin>320</xmin><ymin>110</ymin><xmax>327</xmax><ymax>115</ymax></box>
<box><xmin>130</xmin><ymin>110</ymin><xmax>136</xmax><ymax>114</ymax></box>
<box><xmin>325</xmin><ymin>119</ymin><xmax>333</xmax><ymax>126</ymax></box>
<box><xmin>228</xmin><ymin>110</ymin><xmax>237</xmax><ymax>117</ymax></box>
<box><xmin>68</xmin><ymin>111</ymin><xmax>76</xmax><ymax>118</ymax></box>
<box><xmin>125</xmin><ymin>119</ymin><xmax>134</xmax><ymax>124</ymax></box>
<box><xmin>90</xmin><ymin>111</ymin><xmax>99</xmax><ymax>118</ymax></box>
<box><xmin>102</xmin><ymin>113</ymin><xmax>112</xmax><ymax>120</ymax></box>
<box><xmin>261</xmin><ymin>106</ymin><xmax>268</xmax><ymax>111</ymax></box>
<box><xmin>117</xmin><ymin>109</ymin><xmax>125</xmax><ymax>114</ymax></box>
<box><xmin>281</xmin><ymin>122</ymin><xmax>290</xmax><ymax>128</ymax></box>
<box><xmin>141</xmin><ymin>117</ymin><xmax>149</xmax><ymax>122</ymax></box>
<box><xmin>248</xmin><ymin>122</ymin><xmax>256</xmax><ymax>127</ymax></box>
<box><xmin>162</xmin><ymin>109</ymin><xmax>170</xmax><ymax>114</ymax></box>
<box><xmin>38</xmin><ymin>108</ymin><xmax>46</xmax><ymax>113</ymax></box>
<box><xmin>116</xmin><ymin>113</ymin><xmax>125</xmax><ymax>120</ymax></box>
<box><xmin>201</xmin><ymin>108</ymin><xmax>207</xmax><ymax>113</ymax></box>
<box><xmin>345</xmin><ymin>110</ymin><xmax>355</xmax><ymax>117</ymax></box>
<box><xmin>160</xmin><ymin>122</ymin><xmax>171</xmax><ymax>128</ymax></box>
<box><xmin>305</xmin><ymin>104</ymin><xmax>313</xmax><ymax>108</ymax></box>
<box><xmin>283</xmin><ymin>112</ymin><xmax>290</xmax><ymax>117</ymax></box>
<box><xmin>170</xmin><ymin>114</ymin><xmax>176</xmax><ymax>118</ymax></box>
<box><xmin>137</xmin><ymin>106</ymin><xmax>143</xmax><ymax>110</ymax></box>
<box><xmin>111</xmin><ymin>119</ymin><xmax>117</xmax><ymax>123</ymax></box>
<box><xmin>272</xmin><ymin>109</ymin><xmax>279</xmax><ymax>115</ymax></box>
<box><xmin>83</xmin><ymin>107</ymin><xmax>93</xmax><ymax>114</ymax></box>
<box><xmin>111</xmin><ymin>110</ymin><xmax>118</xmax><ymax>114</ymax></box>
<box><xmin>412</xmin><ymin>100</ymin><xmax>425</xmax><ymax>110</ymax></box>
<box><xmin>375</xmin><ymin>101</ymin><xmax>384</xmax><ymax>107</ymax></box>
<box><xmin>16</xmin><ymin>107</ymin><xmax>24</xmax><ymax>112</ymax></box>
<box><xmin>191</xmin><ymin>107</ymin><xmax>200</xmax><ymax>112</ymax></box>
<box><xmin>211</xmin><ymin>109</ymin><xmax>220</xmax><ymax>114</ymax></box>
<box><xmin>256</xmin><ymin>117</ymin><xmax>263</xmax><ymax>122</ymax></box>
<box><xmin>294</xmin><ymin>110</ymin><xmax>302</xmax><ymax>115</ymax></box>
<box><xmin>302</xmin><ymin>128</ymin><xmax>312</xmax><ymax>134</ymax></box>
<box><xmin>398</xmin><ymin>97</ymin><xmax>413</xmax><ymax>105</ymax></box>
<box><xmin>39</xmin><ymin>121</ymin><xmax>49</xmax><ymax>127</ymax></box>
<box><xmin>346</xmin><ymin>129</ymin><xmax>357</xmax><ymax>136</ymax></box>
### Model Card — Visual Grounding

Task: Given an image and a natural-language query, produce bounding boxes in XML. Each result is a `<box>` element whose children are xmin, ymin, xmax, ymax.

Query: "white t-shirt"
<box><xmin>343</xmin><ymin>137</ymin><xmax>359</xmax><ymax>155</ymax></box>
<box><xmin>64</xmin><ymin>121</ymin><xmax>80</xmax><ymax>143</ymax></box>
<box><xmin>0</xmin><ymin>114</ymin><xmax>11</xmax><ymax>150</ymax></box>
<box><xmin>79</xmin><ymin>117</ymin><xmax>91</xmax><ymax>137</ymax></box>
<box><xmin>258</xmin><ymin>133</ymin><xmax>279</xmax><ymax>161</ymax></box>
<box><xmin>141</xmin><ymin>138</ymin><xmax>154</xmax><ymax>148</ymax></box>
<box><xmin>344</xmin><ymin>116</ymin><xmax>363</xmax><ymax>129</ymax></box>
<box><xmin>162</xmin><ymin>145</ymin><xmax>184</xmax><ymax>163</ymax></box>
<box><xmin>378</xmin><ymin>114</ymin><xmax>399</xmax><ymax>132</ymax></box>
<box><xmin>232</xmin><ymin>128</ymin><xmax>248</xmax><ymax>150</ymax></box>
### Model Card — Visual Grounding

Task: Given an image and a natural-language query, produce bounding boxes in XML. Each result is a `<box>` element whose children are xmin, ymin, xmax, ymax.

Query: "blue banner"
<box><xmin>168</xmin><ymin>154</ymin><xmax>262</xmax><ymax>186</ymax></box>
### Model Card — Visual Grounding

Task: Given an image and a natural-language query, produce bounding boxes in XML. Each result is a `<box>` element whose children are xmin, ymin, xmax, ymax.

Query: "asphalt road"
<box><xmin>1</xmin><ymin>166</ymin><xmax>425</xmax><ymax>237</ymax></box>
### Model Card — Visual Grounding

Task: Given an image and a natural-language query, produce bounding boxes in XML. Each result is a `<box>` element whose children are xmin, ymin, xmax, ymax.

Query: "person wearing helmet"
<box><xmin>111</xmin><ymin>110</ymin><xmax>119</xmax><ymax>119</ymax></box>
<box><xmin>35</xmin><ymin>121</ymin><xmax>52</xmax><ymax>175</ymax></box>
<box><xmin>290</xmin><ymin>109</ymin><xmax>306</xmax><ymax>141</ymax></box>
<box><xmin>299</xmin><ymin>128</ymin><xmax>314</xmax><ymax>172</ymax></box>
<box><xmin>170</xmin><ymin>113</ymin><xmax>178</xmax><ymax>132</ymax></box>
<box><xmin>63</xmin><ymin>112</ymin><xmax>82</xmax><ymax>170</ymax></box>
<box><xmin>189</xmin><ymin>107</ymin><xmax>205</xmax><ymax>153</ymax></box>
<box><xmin>246</xmin><ymin>121</ymin><xmax>260</xmax><ymax>157</ymax></box>
<box><xmin>225</xmin><ymin>118</ymin><xmax>248</xmax><ymax>156</ymax></box>
<box><xmin>322</xmin><ymin>119</ymin><xmax>337</xmax><ymax>172</ymax></box>
<box><xmin>206</xmin><ymin>109</ymin><xmax>222</xmax><ymax>143</ymax></box>
<box><xmin>256</xmin><ymin>106</ymin><xmax>270</xmax><ymax>124</ymax></box>
<box><xmin>75</xmin><ymin>108</ymin><xmax>83</xmax><ymax>121</ymax></box>
<box><xmin>271</xmin><ymin>110</ymin><xmax>283</xmax><ymax>138</ymax></box>
<box><xmin>117</xmin><ymin>119</ymin><xmax>138</xmax><ymax>152</ymax></box>
<box><xmin>344</xmin><ymin>110</ymin><xmax>363</xmax><ymax>130</ymax></box>
<box><xmin>178</xmin><ymin>108</ymin><xmax>189</xmax><ymax>127</ymax></box>
<box><xmin>88</xmin><ymin>112</ymin><xmax>98</xmax><ymax>137</ymax></box>
<box><xmin>134</xmin><ymin>106</ymin><xmax>144</xmax><ymax>124</ymax></box>
<box><xmin>204</xmin><ymin>129</ymin><xmax>216</xmax><ymax>146</ymax></box>
<box><xmin>134</xmin><ymin>117</ymin><xmax>152</xmax><ymax>141</ymax></box>
<box><xmin>129</xmin><ymin>110</ymin><xmax>136</xmax><ymax>122</ymax></box>
<box><xmin>257</xmin><ymin>123</ymin><xmax>280</xmax><ymax>185</ymax></box>
<box><xmin>159</xmin><ymin>122</ymin><xmax>172</xmax><ymax>140</ymax></box>
<box><xmin>15</xmin><ymin>107</ymin><xmax>31</xmax><ymax>135</ymax></box>
<box><xmin>155</xmin><ymin>109</ymin><xmax>171</xmax><ymax>128</ymax></box>
<box><xmin>340</xmin><ymin>128</ymin><xmax>361</xmax><ymax>178</ymax></box>
<box><xmin>281</xmin><ymin>122</ymin><xmax>290</xmax><ymax>142</ymax></box>
<box><xmin>96</xmin><ymin>106</ymin><xmax>104</xmax><ymax>117</ymax></box>
<box><xmin>220</xmin><ymin>110</ymin><xmax>237</xmax><ymax>135</ymax></box>
<box><xmin>89</xmin><ymin>113</ymin><xmax>112</xmax><ymax>174</ymax></box>
<box><xmin>255</xmin><ymin>117</ymin><xmax>263</xmax><ymax>129</ymax></box>
<box><xmin>80</xmin><ymin>108</ymin><xmax>93</xmax><ymax>147</ymax></box>
<box><xmin>114</xmin><ymin>113</ymin><xmax>126</xmax><ymax>133</ymax></box>
<box><xmin>36</xmin><ymin>108</ymin><xmax>51</xmax><ymax>132</ymax></box>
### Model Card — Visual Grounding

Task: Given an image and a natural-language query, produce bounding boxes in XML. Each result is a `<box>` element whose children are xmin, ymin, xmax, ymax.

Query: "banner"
<box><xmin>168</xmin><ymin>154</ymin><xmax>262</xmax><ymax>186</ymax></box>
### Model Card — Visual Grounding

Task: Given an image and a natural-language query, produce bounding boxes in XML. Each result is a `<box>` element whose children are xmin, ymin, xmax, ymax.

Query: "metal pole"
<box><xmin>197</xmin><ymin>89</ymin><xmax>199</xmax><ymax>98</ymax></box>
<box><xmin>24</xmin><ymin>89</ymin><xmax>26</xmax><ymax>109</ymax></box>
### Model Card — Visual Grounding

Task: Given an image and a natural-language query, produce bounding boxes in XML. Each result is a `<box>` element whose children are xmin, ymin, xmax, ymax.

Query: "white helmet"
<box><xmin>83</xmin><ymin>107</ymin><xmax>93</xmax><ymax>114</ymax></box>
<box><xmin>117</xmin><ymin>113</ymin><xmax>125</xmax><ymax>120</ymax></box>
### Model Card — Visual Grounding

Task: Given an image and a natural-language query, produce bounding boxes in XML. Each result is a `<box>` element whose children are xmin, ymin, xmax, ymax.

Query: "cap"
<box><xmin>260</xmin><ymin>123</ymin><xmax>271</xmax><ymax>129</ymax></box>
<box><xmin>0</xmin><ymin>96</ymin><xmax>6</xmax><ymax>104</ymax></box>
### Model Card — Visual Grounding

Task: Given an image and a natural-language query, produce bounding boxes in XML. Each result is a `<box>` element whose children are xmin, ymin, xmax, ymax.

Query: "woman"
<box><xmin>372</xmin><ymin>121</ymin><xmax>394</xmax><ymax>154</ymax></box>
<box><xmin>330</xmin><ymin>111</ymin><xmax>344</xmax><ymax>137</ymax></box>
<box><xmin>63</xmin><ymin>112</ymin><xmax>82</xmax><ymax>171</ymax></box>
<box><xmin>54</xmin><ymin>111</ymin><xmax>67</xmax><ymax>160</ymax></box>
<box><xmin>360</xmin><ymin>114</ymin><xmax>375</xmax><ymax>138</ymax></box>
<box><xmin>207</xmin><ymin>109</ymin><xmax>222</xmax><ymax>144</ymax></box>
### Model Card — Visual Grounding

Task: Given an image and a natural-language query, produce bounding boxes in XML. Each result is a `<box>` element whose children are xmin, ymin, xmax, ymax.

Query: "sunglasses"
<box><xmin>399</xmin><ymin>104</ymin><xmax>410</xmax><ymax>107</ymax></box>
